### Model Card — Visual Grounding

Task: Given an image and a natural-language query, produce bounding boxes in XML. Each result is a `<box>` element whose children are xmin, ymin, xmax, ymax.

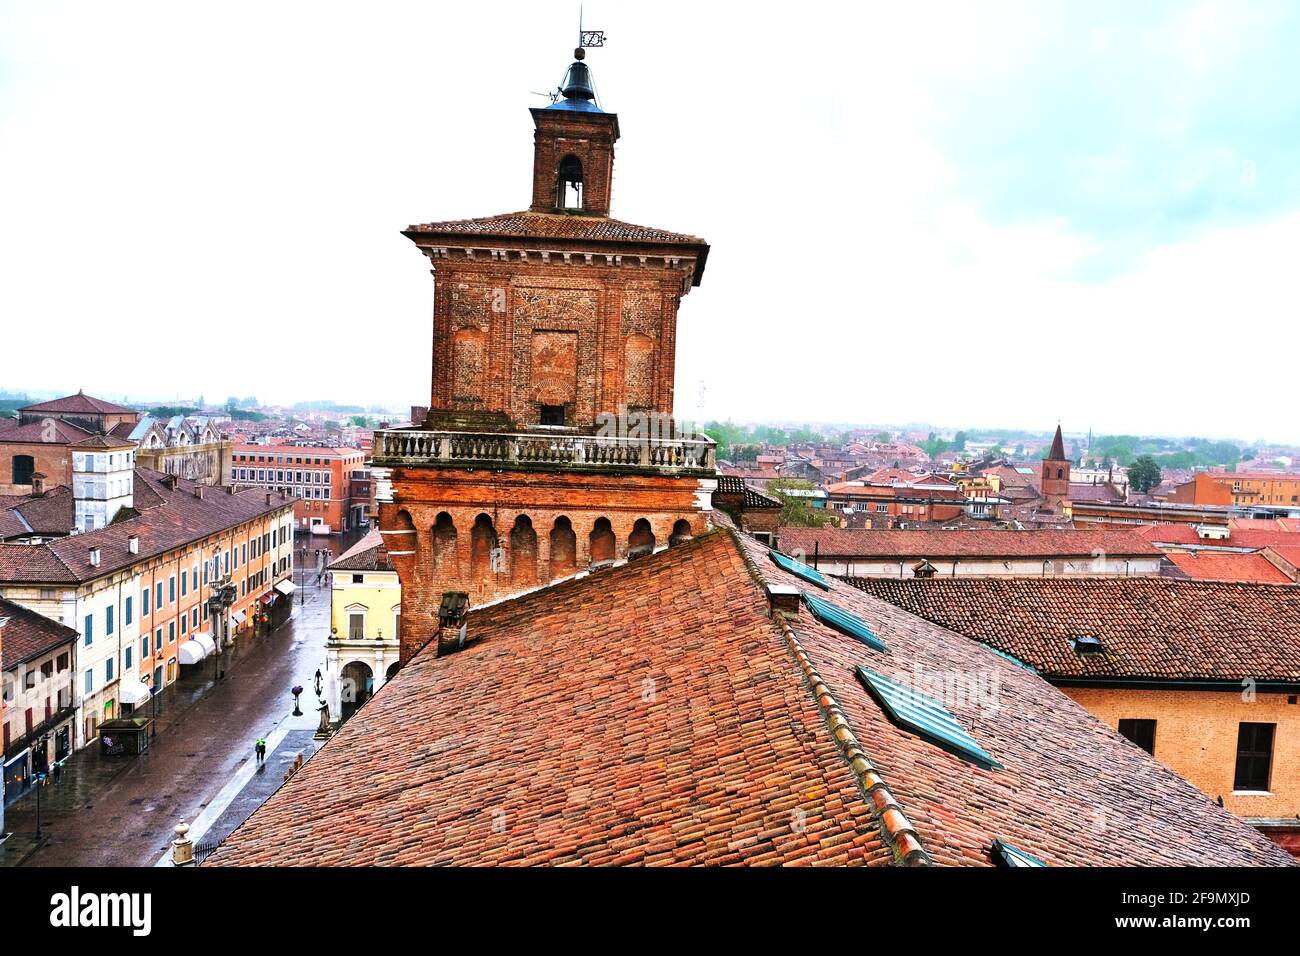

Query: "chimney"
<box><xmin>227</xmin><ymin>484</ymin><xmax>236</xmax><ymax>494</ymax></box>
<box><xmin>194</xmin><ymin>485</ymin><xmax>204</xmax><ymax>499</ymax></box>
<box><xmin>88</xmin><ymin>547</ymin><xmax>101</xmax><ymax>567</ymax></box>
<box><xmin>266</xmin><ymin>493</ymin><xmax>273</xmax><ymax>506</ymax></box>
<box><xmin>434</xmin><ymin>591</ymin><xmax>471</xmax><ymax>656</ymax></box>
<box><xmin>766</xmin><ymin>584</ymin><xmax>801</xmax><ymax>616</ymax></box>
<box><xmin>31</xmin><ymin>472</ymin><xmax>46</xmax><ymax>496</ymax></box>
<box><xmin>161</xmin><ymin>474</ymin><xmax>178</xmax><ymax>491</ymax></box>
<box><xmin>128</xmin><ymin>535</ymin><xmax>139</xmax><ymax>555</ymax></box>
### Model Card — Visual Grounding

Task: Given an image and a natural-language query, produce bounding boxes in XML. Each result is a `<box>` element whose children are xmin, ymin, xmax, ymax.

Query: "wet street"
<box><xmin>0</xmin><ymin>532</ymin><xmax>359</xmax><ymax>867</ymax></box>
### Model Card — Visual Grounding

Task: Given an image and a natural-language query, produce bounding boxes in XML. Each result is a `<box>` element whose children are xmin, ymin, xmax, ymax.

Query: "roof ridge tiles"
<box><xmin>725</xmin><ymin>526</ymin><xmax>929</xmax><ymax>865</ymax></box>
<box><xmin>782</xmin><ymin>617</ymin><xmax>931</xmax><ymax>866</ymax></box>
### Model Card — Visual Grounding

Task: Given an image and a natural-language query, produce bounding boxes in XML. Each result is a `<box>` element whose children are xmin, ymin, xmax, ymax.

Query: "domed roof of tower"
<box><xmin>547</xmin><ymin>49</ymin><xmax>604</xmax><ymax>113</ymax></box>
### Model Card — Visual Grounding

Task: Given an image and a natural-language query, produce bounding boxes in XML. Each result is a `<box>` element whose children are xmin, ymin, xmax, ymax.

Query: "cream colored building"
<box><xmin>323</xmin><ymin>529</ymin><xmax>401</xmax><ymax>723</ymax></box>
<box><xmin>0</xmin><ymin>470</ymin><xmax>296</xmax><ymax>749</ymax></box>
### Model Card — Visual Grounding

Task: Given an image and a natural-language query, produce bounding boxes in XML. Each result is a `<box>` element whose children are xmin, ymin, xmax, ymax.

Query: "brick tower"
<box><xmin>1040</xmin><ymin>424</ymin><xmax>1071</xmax><ymax>509</ymax></box>
<box><xmin>374</xmin><ymin>48</ymin><xmax>717</xmax><ymax>662</ymax></box>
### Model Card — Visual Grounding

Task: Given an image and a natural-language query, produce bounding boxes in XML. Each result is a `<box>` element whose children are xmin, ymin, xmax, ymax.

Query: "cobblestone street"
<box><xmin>0</xmin><ymin>537</ymin><xmax>351</xmax><ymax>867</ymax></box>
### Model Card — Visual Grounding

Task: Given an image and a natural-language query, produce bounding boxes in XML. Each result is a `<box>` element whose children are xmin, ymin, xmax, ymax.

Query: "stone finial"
<box><xmin>172</xmin><ymin>821</ymin><xmax>195</xmax><ymax>866</ymax></box>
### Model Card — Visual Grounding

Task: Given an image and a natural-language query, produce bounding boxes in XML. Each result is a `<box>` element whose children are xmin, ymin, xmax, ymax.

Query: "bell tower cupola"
<box><xmin>529</xmin><ymin>48</ymin><xmax>620</xmax><ymax>217</ymax></box>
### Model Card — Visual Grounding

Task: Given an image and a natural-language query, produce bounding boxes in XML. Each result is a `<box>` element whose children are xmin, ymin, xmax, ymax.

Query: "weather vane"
<box><xmin>578</xmin><ymin>5</ymin><xmax>605</xmax><ymax>51</ymax></box>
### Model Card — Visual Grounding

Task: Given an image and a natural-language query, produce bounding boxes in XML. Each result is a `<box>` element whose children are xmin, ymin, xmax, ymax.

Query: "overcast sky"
<box><xmin>2</xmin><ymin>2</ymin><xmax>1297</xmax><ymax>442</ymax></box>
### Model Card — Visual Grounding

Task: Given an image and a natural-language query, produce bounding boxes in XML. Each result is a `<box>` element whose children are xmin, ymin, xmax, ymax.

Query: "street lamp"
<box><xmin>142</xmin><ymin>675</ymin><xmax>158</xmax><ymax>738</ymax></box>
<box><xmin>33</xmin><ymin>771</ymin><xmax>47</xmax><ymax>840</ymax></box>
<box><xmin>206</xmin><ymin>551</ymin><xmax>238</xmax><ymax>682</ymax></box>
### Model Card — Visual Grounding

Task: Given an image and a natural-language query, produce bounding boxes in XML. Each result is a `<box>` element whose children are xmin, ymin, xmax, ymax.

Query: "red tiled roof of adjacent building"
<box><xmin>1065</xmin><ymin>482</ymin><xmax>1126</xmax><ymax>503</ymax></box>
<box><xmin>715</xmin><ymin>474</ymin><xmax>782</xmax><ymax>509</ymax></box>
<box><xmin>0</xmin><ymin>469</ymin><xmax>294</xmax><ymax>584</ymax></box>
<box><xmin>0</xmin><ymin>416</ymin><xmax>94</xmax><ymax>445</ymax></box>
<box><xmin>824</xmin><ymin>482</ymin><xmax>965</xmax><ymax>501</ymax></box>
<box><xmin>0</xmin><ymin>598</ymin><xmax>78</xmax><ymax>670</ymax></box>
<box><xmin>210</xmin><ymin>528</ymin><xmax>1289</xmax><ymax>867</ymax></box>
<box><xmin>777</xmin><ymin>527</ymin><xmax>1161</xmax><ymax>560</ymax></box>
<box><xmin>1</xmin><ymin>486</ymin><xmax>75</xmax><ymax>538</ymax></box>
<box><xmin>328</xmin><ymin>529</ymin><xmax>391</xmax><ymax>572</ymax></box>
<box><xmin>19</xmin><ymin>391</ymin><xmax>135</xmax><ymax>416</ymax></box>
<box><xmin>849</xmin><ymin>576</ymin><xmax>1300</xmax><ymax>683</ymax></box>
<box><xmin>1136</xmin><ymin>523</ymin><xmax>1300</xmax><ymax>551</ymax></box>
<box><xmin>1166</xmin><ymin>550</ymin><xmax>1293</xmax><ymax>584</ymax></box>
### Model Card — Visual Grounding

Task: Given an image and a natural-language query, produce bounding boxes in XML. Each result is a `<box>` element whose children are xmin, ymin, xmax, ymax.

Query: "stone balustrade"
<box><xmin>372</xmin><ymin>428</ymin><xmax>716</xmax><ymax>474</ymax></box>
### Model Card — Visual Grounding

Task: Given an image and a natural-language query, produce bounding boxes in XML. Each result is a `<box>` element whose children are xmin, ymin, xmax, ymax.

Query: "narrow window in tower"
<box><xmin>557</xmin><ymin>154</ymin><xmax>584</xmax><ymax>210</ymax></box>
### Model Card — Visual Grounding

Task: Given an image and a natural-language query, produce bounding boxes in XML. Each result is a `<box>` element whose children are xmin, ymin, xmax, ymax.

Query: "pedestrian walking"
<box><xmin>254</xmin><ymin>738</ymin><xmax>266</xmax><ymax>765</ymax></box>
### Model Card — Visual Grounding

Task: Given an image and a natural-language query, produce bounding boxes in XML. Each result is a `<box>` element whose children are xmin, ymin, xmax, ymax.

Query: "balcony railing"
<box><xmin>372</xmin><ymin>428</ymin><xmax>716</xmax><ymax>474</ymax></box>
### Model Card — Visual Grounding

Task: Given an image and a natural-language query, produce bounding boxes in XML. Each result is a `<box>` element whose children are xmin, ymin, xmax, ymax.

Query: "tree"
<box><xmin>875</xmin><ymin>431</ymin><xmax>891</xmax><ymax>443</ymax></box>
<box><xmin>768</xmin><ymin>479</ymin><xmax>833</xmax><ymax>528</ymax></box>
<box><xmin>1128</xmin><ymin>455</ymin><xmax>1162</xmax><ymax>493</ymax></box>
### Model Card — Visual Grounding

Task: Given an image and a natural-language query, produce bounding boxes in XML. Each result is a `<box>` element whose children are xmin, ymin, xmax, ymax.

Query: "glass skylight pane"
<box><xmin>855</xmin><ymin>666</ymin><xmax>1001</xmax><ymax>769</ymax></box>
<box><xmin>769</xmin><ymin>550</ymin><xmax>829</xmax><ymax>589</ymax></box>
<box><xmin>991</xmin><ymin>838</ymin><xmax>1047</xmax><ymax>867</ymax></box>
<box><xmin>802</xmin><ymin>591</ymin><xmax>886</xmax><ymax>651</ymax></box>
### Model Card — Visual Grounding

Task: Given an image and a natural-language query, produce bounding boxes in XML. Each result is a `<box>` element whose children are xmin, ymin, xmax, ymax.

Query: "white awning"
<box><xmin>178</xmin><ymin>632</ymin><xmax>217</xmax><ymax>665</ymax></box>
<box><xmin>232</xmin><ymin>610</ymin><xmax>247</xmax><ymax>625</ymax></box>
<box><xmin>178</xmin><ymin>640</ymin><xmax>206</xmax><ymax>666</ymax></box>
<box><xmin>274</xmin><ymin>580</ymin><xmax>297</xmax><ymax>596</ymax></box>
<box><xmin>119</xmin><ymin>681</ymin><xmax>152</xmax><ymax>707</ymax></box>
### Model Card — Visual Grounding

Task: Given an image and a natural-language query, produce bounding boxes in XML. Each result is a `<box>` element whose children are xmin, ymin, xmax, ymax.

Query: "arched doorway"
<box><xmin>385</xmin><ymin>661</ymin><xmax>401</xmax><ymax>681</ymax></box>
<box><xmin>341</xmin><ymin>660</ymin><xmax>374</xmax><ymax>718</ymax></box>
<box><xmin>589</xmin><ymin>517</ymin><xmax>615</xmax><ymax>565</ymax></box>
<box><xmin>550</xmin><ymin>516</ymin><xmax>577</xmax><ymax>579</ymax></box>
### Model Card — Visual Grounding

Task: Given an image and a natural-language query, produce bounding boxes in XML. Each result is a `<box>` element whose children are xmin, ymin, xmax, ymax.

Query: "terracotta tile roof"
<box><xmin>1065</xmin><ymin>482</ymin><xmax>1126</xmax><ymax>503</ymax></box>
<box><xmin>715</xmin><ymin>475</ymin><xmax>781</xmax><ymax>509</ymax></box>
<box><xmin>824</xmin><ymin>482</ymin><xmax>965</xmax><ymax>502</ymax></box>
<box><xmin>1166</xmin><ymin>550</ymin><xmax>1293</xmax><ymax>584</ymax></box>
<box><xmin>848</xmin><ymin>576</ymin><xmax>1300</xmax><ymax>683</ymax></box>
<box><xmin>70</xmin><ymin>432</ymin><xmax>136</xmax><ymax>449</ymax></box>
<box><xmin>776</xmin><ymin>528</ymin><xmax>1160</xmax><ymax>560</ymax></box>
<box><xmin>0</xmin><ymin>469</ymin><xmax>293</xmax><ymax>584</ymax></box>
<box><xmin>0</xmin><ymin>599</ymin><xmax>78</xmax><ymax>670</ymax></box>
<box><xmin>404</xmin><ymin>210</ymin><xmax>706</xmax><ymax>246</ymax></box>
<box><xmin>19</xmin><ymin>391</ymin><xmax>135</xmax><ymax>416</ymax></box>
<box><xmin>211</xmin><ymin>529</ymin><xmax>1289</xmax><ymax>867</ymax></box>
<box><xmin>1136</xmin><ymin>523</ymin><xmax>1300</xmax><ymax>551</ymax></box>
<box><xmin>7</xmin><ymin>486</ymin><xmax>75</xmax><ymax>537</ymax></box>
<box><xmin>0</xmin><ymin>416</ymin><xmax>93</xmax><ymax>445</ymax></box>
<box><xmin>328</xmin><ymin>529</ymin><xmax>391</xmax><ymax>572</ymax></box>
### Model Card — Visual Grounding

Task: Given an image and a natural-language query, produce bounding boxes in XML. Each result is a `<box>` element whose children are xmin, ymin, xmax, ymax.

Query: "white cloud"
<box><xmin>0</xmin><ymin>1</ymin><xmax>1295</xmax><ymax>442</ymax></box>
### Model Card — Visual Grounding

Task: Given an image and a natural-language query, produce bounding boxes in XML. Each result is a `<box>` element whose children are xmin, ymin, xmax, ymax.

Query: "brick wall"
<box><xmin>0</xmin><ymin>442</ymin><xmax>75</xmax><ymax>495</ymax></box>
<box><xmin>1064</xmin><ymin>685</ymin><xmax>1300</xmax><ymax>819</ymax></box>
<box><xmin>429</xmin><ymin>263</ymin><xmax>682</xmax><ymax>429</ymax></box>
<box><xmin>381</xmin><ymin>467</ymin><xmax>711</xmax><ymax>661</ymax></box>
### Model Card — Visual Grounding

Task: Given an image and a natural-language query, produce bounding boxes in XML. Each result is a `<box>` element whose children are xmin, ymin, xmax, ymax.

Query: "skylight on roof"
<box><xmin>770</xmin><ymin>550</ymin><xmax>829</xmax><ymax>589</ymax></box>
<box><xmin>991</xmin><ymin>838</ymin><xmax>1047</xmax><ymax>868</ymax></box>
<box><xmin>855</xmin><ymin>666</ymin><xmax>1002</xmax><ymax>769</ymax></box>
<box><xmin>803</xmin><ymin>591</ymin><xmax>886</xmax><ymax>651</ymax></box>
<box><xmin>1071</xmin><ymin>635</ymin><xmax>1105</xmax><ymax>655</ymax></box>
